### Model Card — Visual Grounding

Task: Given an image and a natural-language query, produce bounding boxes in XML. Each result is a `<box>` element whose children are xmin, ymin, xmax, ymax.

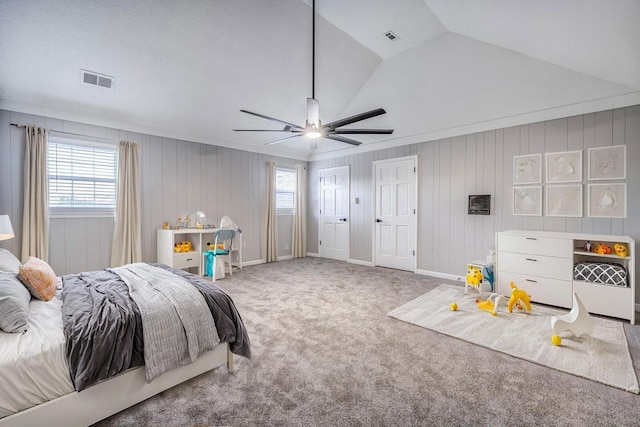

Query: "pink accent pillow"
<box><xmin>18</xmin><ymin>257</ymin><xmax>57</xmax><ymax>301</ymax></box>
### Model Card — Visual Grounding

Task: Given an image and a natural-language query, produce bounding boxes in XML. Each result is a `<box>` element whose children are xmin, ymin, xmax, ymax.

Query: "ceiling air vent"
<box><xmin>81</xmin><ymin>70</ymin><xmax>115</xmax><ymax>90</ymax></box>
<box><xmin>384</xmin><ymin>31</ymin><xmax>400</xmax><ymax>41</ymax></box>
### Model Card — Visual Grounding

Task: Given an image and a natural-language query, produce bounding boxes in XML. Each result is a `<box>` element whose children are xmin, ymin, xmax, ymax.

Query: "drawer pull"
<box><xmin>526</xmin><ymin>237</ymin><xmax>537</xmax><ymax>240</ymax></box>
<box><xmin>525</xmin><ymin>279</ymin><xmax>538</xmax><ymax>283</ymax></box>
<box><xmin>525</xmin><ymin>258</ymin><xmax>538</xmax><ymax>262</ymax></box>
<box><xmin>186</xmin><ymin>258</ymin><xmax>193</xmax><ymax>261</ymax></box>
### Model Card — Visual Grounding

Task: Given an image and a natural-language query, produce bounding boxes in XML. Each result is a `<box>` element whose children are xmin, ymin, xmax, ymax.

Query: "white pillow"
<box><xmin>0</xmin><ymin>248</ymin><xmax>21</xmax><ymax>274</ymax></box>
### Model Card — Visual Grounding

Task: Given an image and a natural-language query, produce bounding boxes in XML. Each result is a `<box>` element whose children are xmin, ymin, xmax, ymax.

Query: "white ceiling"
<box><xmin>1</xmin><ymin>0</ymin><xmax>639</xmax><ymax>161</ymax></box>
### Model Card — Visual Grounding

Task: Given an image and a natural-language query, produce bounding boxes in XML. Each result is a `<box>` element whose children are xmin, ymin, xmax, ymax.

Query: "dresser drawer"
<box><xmin>497</xmin><ymin>272</ymin><xmax>572</xmax><ymax>308</ymax></box>
<box><xmin>174</xmin><ymin>252</ymin><xmax>200</xmax><ymax>269</ymax></box>
<box><xmin>497</xmin><ymin>234</ymin><xmax>571</xmax><ymax>258</ymax></box>
<box><xmin>497</xmin><ymin>251</ymin><xmax>573</xmax><ymax>280</ymax></box>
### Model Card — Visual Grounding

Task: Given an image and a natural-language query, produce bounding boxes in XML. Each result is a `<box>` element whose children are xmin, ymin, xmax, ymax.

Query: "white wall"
<box><xmin>308</xmin><ymin>105</ymin><xmax>640</xmax><ymax>301</ymax></box>
<box><xmin>0</xmin><ymin>109</ymin><xmax>305</xmax><ymax>274</ymax></box>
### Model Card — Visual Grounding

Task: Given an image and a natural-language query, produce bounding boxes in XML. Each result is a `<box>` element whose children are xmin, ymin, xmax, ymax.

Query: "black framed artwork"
<box><xmin>468</xmin><ymin>194</ymin><xmax>491</xmax><ymax>215</ymax></box>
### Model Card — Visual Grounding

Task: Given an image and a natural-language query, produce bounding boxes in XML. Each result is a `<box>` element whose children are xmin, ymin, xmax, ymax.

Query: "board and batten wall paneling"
<box><xmin>308</xmin><ymin>105</ymin><xmax>640</xmax><ymax>303</ymax></box>
<box><xmin>0</xmin><ymin>109</ymin><xmax>305</xmax><ymax>275</ymax></box>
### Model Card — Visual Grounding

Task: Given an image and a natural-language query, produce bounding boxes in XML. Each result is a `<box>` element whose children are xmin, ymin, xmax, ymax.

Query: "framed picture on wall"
<box><xmin>588</xmin><ymin>145</ymin><xmax>626</xmax><ymax>180</ymax></box>
<box><xmin>545</xmin><ymin>185</ymin><xmax>582</xmax><ymax>217</ymax></box>
<box><xmin>545</xmin><ymin>150</ymin><xmax>582</xmax><ymax>183</ymax></box>
<box><xmin>588</xmin><ymin>183</ymin><xmax>626</xmax><ymax>218</ymax></box>
<box><xmin>514</xmin><ymin>153</ymin><xmax>542</xmax><ymax>184</ymax></box>
<box><xmin>513</xmin><ymin>186</ymin><xmax>542</xmax><ymax>216</ymax></box>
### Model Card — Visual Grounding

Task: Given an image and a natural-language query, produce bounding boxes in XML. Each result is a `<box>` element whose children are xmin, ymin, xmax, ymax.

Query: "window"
<box><xmin>47</xmin><ymin>134</ymin><xmax>118</xmax><ymax>217</ymax></box>
<box><xmin>275</xmin><ymin>168</ymin><xmax>296</xmax><ymax>214</ymax></box>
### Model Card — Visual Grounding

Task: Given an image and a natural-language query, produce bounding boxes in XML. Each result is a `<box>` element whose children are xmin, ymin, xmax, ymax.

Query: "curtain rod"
<box><xmin>10</xmin><ymin>123</ymin><xmax>107</xmax><ymax>140</ymax></box>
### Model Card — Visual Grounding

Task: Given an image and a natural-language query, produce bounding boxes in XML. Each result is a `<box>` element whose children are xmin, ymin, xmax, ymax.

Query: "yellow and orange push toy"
<box><xmin>507</xmin><ymin>281</ymin><xmax>531</xmax><ymax>314</ymax></box>
<box><xmin>474</xmin><ymin>281</ymin><xmax>531</xmax><ymax>316</ymax></box>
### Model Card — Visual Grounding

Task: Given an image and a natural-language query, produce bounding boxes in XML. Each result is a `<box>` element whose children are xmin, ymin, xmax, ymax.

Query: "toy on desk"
<box><xmin>174</xmin><ymin>241</ymin><xmax>193</xmax><ymax>253</ymax></box>
<box><xmin>476</xmin><ymin>293</ymin><xmax>502</xmax><ymax>316</ymax></box>
<box><xmin>507</xmin><ymin>281</ymin><xmax>531</xmax><ymax>314</ymax></box>
<box><xmin>583</xmin><ymin>240</ymin><xmax>592</xmax><ymax>252</ymax></box>
<box><xmin>465</xmin><ymin>265</ymin><xmax>484</xmax><ymax>296</ymax></box>
<box><xmin>206</xmin><ymin>242</ymin><xmax>225</xmax><ymax>251</ymax></box>
<box><xmin>593</xmin><ymin>243</ymin><xmax>612</xmax><ymax>255</ymax></box>
<box><xmin>613</xmin><ymin>243</ymin><xmax>628</xmax><ymax>258</ymax></box>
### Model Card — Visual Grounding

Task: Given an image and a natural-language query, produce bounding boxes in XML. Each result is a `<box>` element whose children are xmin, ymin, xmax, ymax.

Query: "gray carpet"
<box><xmin>95</xmin><ymin>257</ymin><xmax>640</xmax><ymax>426</ymax></box>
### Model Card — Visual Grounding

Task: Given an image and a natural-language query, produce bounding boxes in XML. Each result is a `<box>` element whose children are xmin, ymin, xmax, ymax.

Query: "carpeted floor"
<box><xmin>95</xmin><ymin>257</ymin><xmax>640</xmax><ymax>426</ymax></box>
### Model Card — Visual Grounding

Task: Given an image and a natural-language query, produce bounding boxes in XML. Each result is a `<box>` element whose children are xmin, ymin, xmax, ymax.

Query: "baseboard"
<box><xmin>241</xmin><ymin>259</ymin><xmax>265</xmax><ymax>267</ymax></box>
<box><xmin>415</xmin><ymin>268</ymin><xmax>463</xmax><ymax>282</ymax></box>
<box><xmin>277</xmin><ymin>255</ymin><xmax>293</xmax><ymax>261</ymax></box>
<box><xmin>348</xmin><ymin>258</ymin><xmax>374</xmax><ymax>267</ymax></box>
<box><xmin>306</xmin><ymin>252</ymin><xmax>319</xmax><ymax>257</ymax></box>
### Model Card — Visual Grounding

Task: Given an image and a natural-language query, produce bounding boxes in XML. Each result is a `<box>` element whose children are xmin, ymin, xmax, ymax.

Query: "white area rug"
<box><xmin>388</xmin><ymin>284</ymin><xmax>639</xmax><ymax>394</ymax></box>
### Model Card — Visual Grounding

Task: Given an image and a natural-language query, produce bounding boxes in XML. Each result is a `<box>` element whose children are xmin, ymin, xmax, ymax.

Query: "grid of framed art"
<box><xmin>512</xmin><ymin>145</ymin><xmax>626</xmax><ymax>218</ymax></box>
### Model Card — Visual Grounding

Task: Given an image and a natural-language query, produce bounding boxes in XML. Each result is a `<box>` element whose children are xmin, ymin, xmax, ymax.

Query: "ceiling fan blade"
<box><xmin>324</xmin><ymin>134</ymin><xmax>362</xmax><ymax>146</ymax></box>
<box><xmin>264</xmin><ymin>134</ymin><xmax>305</xmax><ymax>146</ymax></box>
<box><xmin>324</xmin><ymin>108</ymin><xmax>386</xmax><ymax>130</ymax></box>
<box><xmin>239</xmin><ymin>110</ymin><xmax>303</xmax><ymax>131</ymax></box>
<box><xmin>332</xmin><ymin>129</ymin><xmax>394</xmax><ymax>135</ymax></box>
<box><xmin>233</xmin><ymin>129</ymin><xmax>303</xmax><ymax>132</ymax></box>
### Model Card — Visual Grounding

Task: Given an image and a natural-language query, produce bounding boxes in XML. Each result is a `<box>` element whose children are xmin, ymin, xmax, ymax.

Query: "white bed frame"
<box><xmin>0</xmin><ymin>342</ymin><xmax>233</xmax><ymax>427</ymax></box>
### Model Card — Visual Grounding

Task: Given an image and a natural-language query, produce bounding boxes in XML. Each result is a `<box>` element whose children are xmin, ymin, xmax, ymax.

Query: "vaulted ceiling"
<box><xmin>1</xmin><ymin>0</ymin><xmax>639</xmax><ymax>161</ymax></box>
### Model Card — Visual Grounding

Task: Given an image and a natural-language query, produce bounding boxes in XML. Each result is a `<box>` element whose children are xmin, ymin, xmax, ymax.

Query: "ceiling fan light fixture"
<box><xmin>305</xmin><ymin>130</ymin><xmax>322</xmax><ymax>139</ymax></box>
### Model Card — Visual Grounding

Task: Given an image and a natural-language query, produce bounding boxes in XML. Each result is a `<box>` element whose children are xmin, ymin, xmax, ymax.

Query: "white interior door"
<box><xmin>319</xmin><ymin>166</ymin><xmax>349</xmax><ymax>261</ymax></box>
<box><xmin>374</xmin><ymin>157</ymin><xmax>417</xmax><ymax>271</ymax></box>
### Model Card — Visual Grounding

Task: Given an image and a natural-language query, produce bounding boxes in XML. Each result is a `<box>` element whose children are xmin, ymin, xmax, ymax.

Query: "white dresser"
<box><xmin>496</xmin><ymin>230</ymin><xmax>635</xmax><ymax>324</ymax></box>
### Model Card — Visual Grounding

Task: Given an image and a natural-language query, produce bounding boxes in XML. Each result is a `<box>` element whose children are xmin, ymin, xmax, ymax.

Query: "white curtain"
<box><xmin>261</xmin><ymin>161</ymin><xmax>277</xmax><ymax>262</ymax></box>
<box><xmin>292</xmin><ymin>164</ymin><xmax>307</xmax><ymax>258</ymax></box>
<box><xmin>21</xmin><ymin>126</ymin><xmax>49</xmax><ymax>262</ymax></box>
<box><xmin>110</xmin><ymin>140</ymin><xmax>141</xmax><ymax>267</ymax></box>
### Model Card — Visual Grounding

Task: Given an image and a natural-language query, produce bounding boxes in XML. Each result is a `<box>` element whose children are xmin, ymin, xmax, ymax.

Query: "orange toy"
<box><xmin>593</xmin><ymin>243</ymin><xmax>612</xmax><ymax>255</ymax></box>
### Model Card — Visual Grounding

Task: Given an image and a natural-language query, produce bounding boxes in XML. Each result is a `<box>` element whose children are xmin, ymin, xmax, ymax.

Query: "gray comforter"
<box><xmin>61</xmin><ymin>263</ymin><xmax>251</xmax><ymax>391</ymax></box>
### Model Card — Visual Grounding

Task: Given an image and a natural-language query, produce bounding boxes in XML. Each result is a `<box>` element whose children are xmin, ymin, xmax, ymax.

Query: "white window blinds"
<box><xmin>47</xmin><ymin>135</ymin><xmax>117</xmax><ymax>217</ymax></box>
<box><xmin>275</xmin><ymin>168</ymin><xmax>296</xmax><ymax>213</ymax></box>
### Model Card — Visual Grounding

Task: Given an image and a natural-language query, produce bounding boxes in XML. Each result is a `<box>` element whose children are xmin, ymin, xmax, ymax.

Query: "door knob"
<box><xmin>339</xmin><ymin>218</ymin><xmax>347</xmax><ymax>222</ymax></box>
<box><xmin>376</xmin><ymin>219</ymin><xmax>382</xmax><ymax>223</ymax></box>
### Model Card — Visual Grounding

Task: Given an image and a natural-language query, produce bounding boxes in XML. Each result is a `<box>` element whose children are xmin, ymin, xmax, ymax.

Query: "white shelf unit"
<box><xmin>156</xmin><ymin>228</ymin><xmax>242</xmax><ymax>277</ymax></box>
<box><xmin>496</xmin><ymin>230</ymin><xmax>635</xmax><ymax>324</ymax></box>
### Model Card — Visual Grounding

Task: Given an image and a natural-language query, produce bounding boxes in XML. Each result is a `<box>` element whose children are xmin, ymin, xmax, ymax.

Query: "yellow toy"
<box><xmin>551</xmin><ymin>335</ymin><xmax>562</xmax><ymax>346</ymax></box>
<box><xmin>507</xmin><ymin>281</ymin><xmax>531</xmax><ymax>313</ymax></box>
<box><xmin>476</xmin><ymin>293</ymin><xmax>502</xmax><ymax>316</ymax></box>
<box><xmin>593</xmin><ymin>243</ymin><xmax>612</xmax><ymax>255</ymax></box>
<box><xmin>613</xmin><ymin>243</ymin><xmax>628</xmax><ymax>258</ymax></box>
<box><xmin>174</xmin><ymin>241</ymin><xmax>193</xmax><ymax>253</ymax></box>
<box><xmin>465</xmin><ymin>265</ymin><xmax>483</xmax><ymax>296</ymax></box>
<box><xmin>450</xmin><ymin>302</ymin><xmax>458</xmax><ymax>311</ymax></box>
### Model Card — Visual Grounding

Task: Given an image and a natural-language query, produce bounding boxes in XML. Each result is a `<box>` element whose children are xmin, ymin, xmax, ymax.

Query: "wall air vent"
<box><xmin>81</xmin><ymin>70</ymin><xmax>115</xmax><ymax>90</ymax></box>
<box><xmin>384</xmin><ymin>31</ymin><xmax>400</xmax><ymax>41</ymax></box>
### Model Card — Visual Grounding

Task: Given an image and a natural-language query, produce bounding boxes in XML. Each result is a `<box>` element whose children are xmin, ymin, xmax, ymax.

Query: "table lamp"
<box><xmin>0</xmin><ymin>215</ymin><xmax>15</xmax><ymax>241</ymax></box>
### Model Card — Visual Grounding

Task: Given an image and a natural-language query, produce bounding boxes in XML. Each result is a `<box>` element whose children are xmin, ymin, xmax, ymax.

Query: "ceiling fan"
<box><xmin>234</xmin><ymin>0</ymin><xmax>393</xmax><ymax>147</ymax></box>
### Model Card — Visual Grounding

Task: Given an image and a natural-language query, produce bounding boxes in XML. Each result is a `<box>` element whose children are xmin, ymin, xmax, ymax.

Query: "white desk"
<box><xmin>157</xmin><ymin>228</ymin><xmax>242</xmax><ymax>277</ymax></box>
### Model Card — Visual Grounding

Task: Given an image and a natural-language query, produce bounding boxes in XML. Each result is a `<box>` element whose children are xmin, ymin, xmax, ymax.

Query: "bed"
<box><xmin>0</xmin><ymin>250</ymin><xmax>250</xmax><ymax>427</ymax></box>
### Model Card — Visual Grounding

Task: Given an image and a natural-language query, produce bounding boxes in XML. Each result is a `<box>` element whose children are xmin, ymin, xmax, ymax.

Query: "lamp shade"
<box><xmin>0</xmin><ymin>215</ymin><xmax>15</xmax><ymax>241</ymax></box>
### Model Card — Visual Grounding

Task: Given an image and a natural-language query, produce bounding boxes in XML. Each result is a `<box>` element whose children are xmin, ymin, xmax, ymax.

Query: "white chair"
<box><xmin>220</xmin><ymin>215</ymin><xmax>242</xmax><ymax>271</ymax></box>
<box><xmin>211</xmin><ymin>229</ymin><xmax>235</xmax><ymax>282</ymax></box>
